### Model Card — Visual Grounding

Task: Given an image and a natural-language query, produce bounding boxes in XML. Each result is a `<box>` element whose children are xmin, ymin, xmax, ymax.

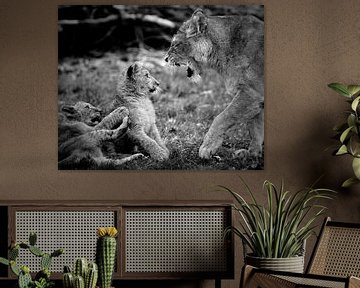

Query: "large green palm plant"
<box><xmin>221</xmin><ymin>179</ymin><xmax>334</xmax><ymax>258</ymax></box>
<box><xmin>328</xmin><ymin>83</ymin><xmax>360</xmax><ymax>187</ymax></box>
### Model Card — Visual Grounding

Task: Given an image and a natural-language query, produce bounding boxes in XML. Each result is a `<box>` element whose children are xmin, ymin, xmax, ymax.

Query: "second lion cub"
<box><xmin>111</xmin><ymin>62</ymin><xmax>169</xmax><ymax>161</ymax></box>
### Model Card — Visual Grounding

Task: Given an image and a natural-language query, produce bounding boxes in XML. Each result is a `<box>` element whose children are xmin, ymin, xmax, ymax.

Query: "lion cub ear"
<box><xmin>127</xmin><ymin>63</ymin><xmax>140</xmax><ymax>79</ymax></box>
<box><xmin>61</xmin><ymin>105</ymin><xmax>76</xmax><ymax>114</ymax></box>
<box><xmin>186</xmin><ymin>9</ymin><xmax>207</xmax><ymax>38</ymax></box>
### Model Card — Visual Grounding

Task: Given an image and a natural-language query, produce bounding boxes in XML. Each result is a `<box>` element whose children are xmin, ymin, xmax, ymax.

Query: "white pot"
<box><xmin>245</xmin><ymin>254</ymin><xmax>305</xmax><ymax>273</ymax></box>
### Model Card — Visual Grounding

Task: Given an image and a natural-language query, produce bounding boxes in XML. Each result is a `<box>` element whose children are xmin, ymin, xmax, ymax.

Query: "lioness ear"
<box><xmin>127</xmin><ymin>65</ymin><xmax>134</xmax><ymax>79</ymax></box>
<box><xmin>186</xmin><ymin>9</ymin><xmax>207</xmax><ymax>38</ymax></box>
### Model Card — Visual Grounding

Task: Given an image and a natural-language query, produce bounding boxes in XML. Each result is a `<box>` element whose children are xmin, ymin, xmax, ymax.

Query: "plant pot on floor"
<box><xmin>242</xmin><ymin>239</ymin><xmax>306</xmax><ymax>273</ymax></box>
<box><xmin>220</xmin><ymin>178</ymin><xmax>334</xmax><ymax>276</ymax></box>
<box><xmin>245</xmin><ymin>254</ymin><xmax>304</xmax><ymax>273</ymax></box>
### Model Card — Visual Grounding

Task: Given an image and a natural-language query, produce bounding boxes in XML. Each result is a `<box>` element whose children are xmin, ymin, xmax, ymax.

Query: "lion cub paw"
<box><xmin>129</xmin><ymin>153</ymin><xmax>145</xmax><ymax>160</ymax></box>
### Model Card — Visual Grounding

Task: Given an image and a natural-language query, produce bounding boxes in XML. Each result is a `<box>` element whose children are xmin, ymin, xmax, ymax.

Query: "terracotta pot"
<box><xmin>245</xmin><ymin>254</ymin><xmax>305</xmax><ymax>273</ymax></box>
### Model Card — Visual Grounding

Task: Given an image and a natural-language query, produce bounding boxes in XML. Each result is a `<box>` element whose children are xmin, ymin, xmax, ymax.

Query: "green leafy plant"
<box><xmin>0</xmin><ymin>232</ymin><xmax>63</xmax><ymax>288</ymax></box>
<box><xmin>328</xmin><ymin>83</ymin><xmax>360</xmax><ymax>187</ymax></box>
<box><xmin>32</xmin><ymin>278</ymin><xmax>54</xmax><ymax>288</ymax></box>
<box><xmin>221</xmin><ymin>178</ymin><xmax>335</xmax><ymax>258</ymax></box>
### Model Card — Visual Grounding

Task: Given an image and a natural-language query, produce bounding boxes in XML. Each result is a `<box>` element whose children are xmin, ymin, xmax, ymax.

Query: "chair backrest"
<box><xmin>307</xmin><ymin>217</ymin><xmax>360</xmax><ymax>277</ymax></box>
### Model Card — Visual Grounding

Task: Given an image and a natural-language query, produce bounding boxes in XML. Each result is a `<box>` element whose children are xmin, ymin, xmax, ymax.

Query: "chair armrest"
<box><xmin>240</xmin><ymin>265</ymin><xmax>295</xmax><ymax>288</ymax></box>
<box><xmin>349</xmin><ymin>276</ymin><xmax>360</xmax><ymax>288</ymax></box>
<box><xmin>240</xmin><ymin>265</ymin><xmax>254</xmax><ymax>288</ymax></box>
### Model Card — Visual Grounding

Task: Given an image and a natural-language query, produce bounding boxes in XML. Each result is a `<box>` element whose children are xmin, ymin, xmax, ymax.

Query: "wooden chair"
<box><xmin>241</xmin><ymin>217</ymin><xmax>360</xmax><ymax>288</ymax></box>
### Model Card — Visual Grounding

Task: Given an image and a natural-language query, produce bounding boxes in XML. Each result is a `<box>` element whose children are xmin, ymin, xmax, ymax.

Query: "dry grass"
<box><xmin>58</xmin><ymin>49</ymin><xmax>264</xmax><ymax>170</ymax></box>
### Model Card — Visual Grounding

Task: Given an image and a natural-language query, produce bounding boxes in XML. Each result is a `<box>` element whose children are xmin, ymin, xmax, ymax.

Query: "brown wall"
<box><xmin>1</xmin><ymin>0</ymin><xmax>360</xmax><ymax>287</ymax></box>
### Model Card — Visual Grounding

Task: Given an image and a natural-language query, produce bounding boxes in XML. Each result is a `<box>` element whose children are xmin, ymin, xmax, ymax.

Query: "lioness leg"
<box><xmin>236</xmin><ymin>110</ymin><xmax>264</xmax><ymax>158</ymax></box>
<box><xmin>199</xmin><ymin>112</ymin><xmax>229</xmax><ymax>159</ymax></box>
<box><xmin>199</xmin><ymin>88</ymin><xmax>262</xmax><ymax>159</ymax></box>
<box><xmin>249</xmin><ymin>110</ymin><xmax>264</xmax><ymax>156</ymax></box>
<box><xmin>128</xmin><ymin>128</ymin><xmax>169</xmax><ymax>161</ymax></box>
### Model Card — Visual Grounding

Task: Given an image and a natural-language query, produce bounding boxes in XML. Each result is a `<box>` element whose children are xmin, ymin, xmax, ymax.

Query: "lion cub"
<box><xmin>58</xmin><ymin>102</ymin><xmax>143</xmax><ymax>169</ymax></box>
<box><xmin>112</xmin><ymin>62</ymin><xmax>169</xmax><ymax>161</ymax></box>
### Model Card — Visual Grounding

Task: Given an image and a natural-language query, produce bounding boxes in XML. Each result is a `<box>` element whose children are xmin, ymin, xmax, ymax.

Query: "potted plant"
<box><xmin>328</xmin><ymin>83</ymin><xmax>360</xmax><ymax>187</ymax></box>
<box><xmin>96</xmin><ymin>227</ymin><xmax>117</xmax><ymax>288</ymax></box>
<box><xmin>220</xmin><ymin>178</ymin><xmax>334</xmax><ymax>273</ymax></box>
<box><xmin>62</xmin><ymin>227</ymin><xmax>117</xmax><ymax>288</ymax></box>
<box><xmin>0</xmin><ymin>232</ymin><xmax>64</xmax><ymax>288</ymax></box>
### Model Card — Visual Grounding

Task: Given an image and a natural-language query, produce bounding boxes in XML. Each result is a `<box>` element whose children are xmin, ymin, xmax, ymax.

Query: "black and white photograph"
<box><xmin>58</xmin><ymin>5</ymin><xmax>264</xmax><ymax>170</ymax></box>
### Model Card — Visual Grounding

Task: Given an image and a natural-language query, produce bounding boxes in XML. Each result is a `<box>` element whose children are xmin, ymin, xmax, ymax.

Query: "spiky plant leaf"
<box><xmin>336</xmin><ymin>145</ymin><xmax>348</xmax><ymax>155</ymax></box>
<box><xmin>342</xmin><ymin>177</ymin><xmax>360</xmax><ymax>188</ymax></box>
<box><xmin>347</xmin><ymin>85</ymin><xmax>360</xmax><ymax>97</ymax></box>
<box><xmin>9</xmin><ymin>247</ymin><xmax>19</xmax><ymax>261</ymax></box>
<box><xmin>35</xmin><ymin>268</ymin><xmax>51</xmax><ymax>281</ymax></box>
<box><xmin>221</xmin><ymin>178</ymin><xmax>335</xmax><ymax>258</ymax></box>
<box><xmin>63</xmin><ymin>272</ymin><xmax>74</xmax><ymax>288</ymax></box>
<box><xmin>10</xmin><ymin>261</ymin><xmax>21</xmax><ymax>276</ymax></box>
<box><xmin>19</xmin><ymin>243</ymin><xmax>29</xmax><ymax>249</ymax></box>
<box><xmin>29</xmin><ymin>246</ymin><xmax>44</xmax><ymax>257</ymax></box>
<box><xmin>18</xmin><ymin>270</ymin><xmax>32</xmax><ymax>288</ymax></box>
<box><xmin>0</xmin><ymin>257</ymin><xmax>9</xmax><ymax>266</ymax></box>
<box><xmin>29</xmin><ymin>232</ymin><xmax>37</xmax><ymax>246</ymax></box>
<box><xmin>41</xmin><ymin>254</ymin><xmax>52</xmax><ymax>270</ymax></box>
<box><xmin>328</xmin><ymin>83</ymin><xmax>351</xmax><ymax>97</ymax></box>
<box><xmin>351</xmin><ymin>96</ymin><xmax>360</xmax><ymax>111</ymax></box>
<box><xmin>50</xmin><ymin>248</ymin><xmax>64</xmax><ymax>257</ymax></box>
<box><xmin>330</xmin><ymin>82</ymin><xmax>360</xmax><ymax>186</ymax></box>
<box><xmin>340</xmin><ymin>126</ymin><xmax>353</xmax><ymax>143</ymax></box>
<box><xmin>63</xmin><ymin>265</ymin><xmax>72</xmax><ymax>273</ymax></box>
<box><xmin>352</xmin><ymin>157</ymin><xmax>360</xmax><ymax>179</ymax></box>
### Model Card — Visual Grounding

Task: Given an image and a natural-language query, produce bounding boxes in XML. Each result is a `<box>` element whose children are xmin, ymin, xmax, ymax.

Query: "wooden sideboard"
<box><xmin>0</xmin><ymin>201</ymin><xmax>234</xmax><ymax>288</ymax></box>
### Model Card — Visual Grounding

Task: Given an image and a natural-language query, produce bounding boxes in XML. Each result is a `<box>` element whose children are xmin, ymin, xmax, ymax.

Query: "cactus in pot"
<box><xmin>62</xmin><ymin>259</ymin><xmax>98</xmax><ymax>288</ymax></box>
<box><xmin>0</xmin><ymin>232</ymin><xmax>64</xmax><ymax>288</ymax></box>
<box><xmin>19</xmin><ymin>266</ymin><xmax>32</xmax><ymax>288</ymax></box>
<box><xmin>73</xmin><ymin>275</ymin><xmax>85</xmax><ymax>288</ymax></box>
<box><xmin>96</xmin><ymin>227</ymin><xmax>118</xmax><ymax>288</ymax></box>
<box><xmin>62</xmin><ymin>266</ymin><xmax>74</xmax><ymax>288</ymax></box>
<box><xmin>85</xmin><ymin>262</ymin><xmax>98</xmax><ymax>288</ymax></box>
<box><xmin>74</xmin><ymin>258</ymin><xmax>88</xmax><ymax>280</ymax></box>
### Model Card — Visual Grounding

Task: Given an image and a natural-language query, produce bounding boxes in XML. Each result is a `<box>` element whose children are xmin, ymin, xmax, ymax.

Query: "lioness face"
<box><xmin>126</xmin><ymin>62</ymin><xmax>160</xmax><ymax>94</ymax></box>
<box><xmin>165</xmin><ymin>9</ymin><xmax>210</xmax><ymax>82</ymax></box>
<box><xmin>73</xmin><ymin>101</ymin><xmax>102</xmax><ymax>126</ymax></box>
<box><xmin>165</xmin><ymin>33</ymin><xmax>199</xmax><ymax>79</ymax></box>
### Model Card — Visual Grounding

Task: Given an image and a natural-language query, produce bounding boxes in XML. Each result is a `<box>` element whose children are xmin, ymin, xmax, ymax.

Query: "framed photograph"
<box><xmin>58</xmin><ymin>5</ymin><xmax>264</xmax><ymax>170</ymax></box>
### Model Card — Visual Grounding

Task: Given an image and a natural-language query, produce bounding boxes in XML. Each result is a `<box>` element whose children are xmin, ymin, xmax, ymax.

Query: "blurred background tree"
<box><xmin>58</xmin><ymin>5</ymin><xmax>264</xmax><ymax>58</ymax></box>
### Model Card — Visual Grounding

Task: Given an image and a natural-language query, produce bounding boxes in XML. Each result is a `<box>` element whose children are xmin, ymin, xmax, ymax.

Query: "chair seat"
<box><xmin>277</xmin><ymin>274</ymin><xmax>346</xmax><ymax>288</ymax></box>
<box><xmin>243</xmin><ymin>266</ymin><xmax>360</xmax><ymax>288</ymax></box>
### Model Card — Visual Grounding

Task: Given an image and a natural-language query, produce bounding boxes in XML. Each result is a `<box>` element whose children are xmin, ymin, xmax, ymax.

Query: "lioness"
<box><xmin>58</xmin><ymin>102</ymin><xmax>143</xmax><ymax>169</ymax></box>
<box><xmin>165</xmin><ymin>8</ymin><xmax>264</xmax><ymax>160</ymax></box>
<box><xmin>111</xmin><ymin>62</ymin><xmax>169</xmax><ymax>161</ymax></box>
